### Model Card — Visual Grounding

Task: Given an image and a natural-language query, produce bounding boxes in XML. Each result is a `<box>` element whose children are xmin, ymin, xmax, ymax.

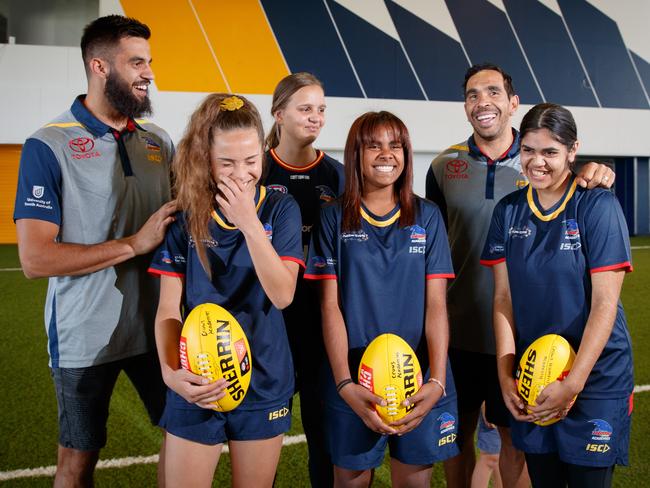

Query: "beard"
<box><xmin>104</xmin><ymin>70</ymin><xmax>152</xmax><ymax>119</ymax></box>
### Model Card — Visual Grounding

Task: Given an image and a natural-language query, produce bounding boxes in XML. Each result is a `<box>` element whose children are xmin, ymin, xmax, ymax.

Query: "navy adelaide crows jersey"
<box><xmin>305</xmin><ymin>198</ymin><xmax>456</xmax><ymax>402</ymax></box>
<box><xmin>263</xmin><ymin>148</ymin><xmax>344</xmax><ymax>253</ymax></box>
<box><xmin>149</xmin><ymin>187</ymin><xmax>304</xmax><ymax>409</ymax></box>
<box><xmin>481</xmin><ymin>177</ymin><xmax>633</xmax><ymax>399</ymax></box>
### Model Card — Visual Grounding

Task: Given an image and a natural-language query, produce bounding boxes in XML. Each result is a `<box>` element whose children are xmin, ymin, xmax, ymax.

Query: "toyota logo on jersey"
<box><xmin>446</xmin><ymin>159</ymin><xmax>469</xmax><ymax>180</ymax></box>
<box><xmin>69</xmin><ymin>137</ymin><xmax>95</xmax><ymax>153</ymax></box>
<box><xmin>446</xmin><ymin>159</ymin><xmax>468</xmax><ymax>174</ymax></box>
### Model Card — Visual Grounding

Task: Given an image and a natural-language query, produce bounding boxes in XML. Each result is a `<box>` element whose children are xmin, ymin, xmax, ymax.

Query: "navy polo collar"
<box><xmin>70</xmin><ymin>95</ymin><xmax>145</xmax><ymax>138</ymax></box>
<box><xmin>468</xmin><ymin>128</ymin><xmax>520</xmax><ymax>162</ymax></box>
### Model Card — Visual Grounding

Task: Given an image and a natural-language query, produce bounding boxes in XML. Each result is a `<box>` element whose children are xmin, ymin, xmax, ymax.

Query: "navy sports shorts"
<box><xmin>325</xmin><ymin>398</ymin><xmax>460</xmax><ymax>470</ymax></box>
<box><xmin>51</xmin><ymin>351</ymin><xmax>166</xmax><ymax>451</ymax></box>
<box><xmin>477</xmin><ymin>414</ymin><xmax>501</xmax><ymax>455</ymax></box>
<box><xmin>160</xmin><ymin>389</ymin><xmax>291</xmax><ymax>445</ymax></box>
<box><xmin>510</xmin><ymin>395</ymin><xmax>632</xmax><ymax>467</ymax></box>
<box><xmin>449</xmin><ymin>348</ymin><xmax>510</xmax><ymax>427</ymax></box>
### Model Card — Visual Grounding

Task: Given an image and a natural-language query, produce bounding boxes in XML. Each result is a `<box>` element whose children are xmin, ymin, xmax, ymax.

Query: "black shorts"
<box><xmin>448</xmin><ymin>348</ymin><xmax>509</xmax><ymax>427</ymax></box>
<box><xmin>51</xmin><ymin>351</ymin><xmax>166</xmax><ymax>451</ymax></box>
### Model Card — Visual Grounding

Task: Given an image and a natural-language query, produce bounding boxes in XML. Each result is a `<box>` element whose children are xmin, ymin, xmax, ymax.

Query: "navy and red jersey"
<box><xmin>305</xmin><ymin>197</ymin><xmax>456</xmax><ymax>400</ymax></box>
<box><xmin>263</xmin><ymin>148</ymin><xmax>344</xmax><ymax>253</ymax></box>
<box><xmin>262</xmin><ymin>148</ymin><xmax>345</xmax><ymax>374</ymax></box>
<box><xmin>149</xmin><ymin>186</ymin><xmax>304</xmax><ymax>409</ymax></box>
<box><xmin>481</xmin><ymin>177</ymin><xmax>633</xmax><ymax>399</ymax></box>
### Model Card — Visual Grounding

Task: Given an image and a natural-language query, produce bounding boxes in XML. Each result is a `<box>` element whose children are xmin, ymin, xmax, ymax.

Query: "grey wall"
<box><xmin>0</xmin><ymin>0</ymin><xmax>98</xmax><ymax>46</ymax></box>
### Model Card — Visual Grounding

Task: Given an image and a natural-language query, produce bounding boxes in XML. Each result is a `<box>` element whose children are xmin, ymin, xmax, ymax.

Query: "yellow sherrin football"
<box><xmin>516</xmin><ymin>333</ymin><xmax>577</xmax><ymax>426</ymax></box>
<box><xmin>358</xmin><ymin>333</ymin><xmax>423</xmax><ymax>425</ymax></box>
<box><xmin>180</xmin><ymin>303</ymin><xmax>252</xmax><ymax>412</ymax></box>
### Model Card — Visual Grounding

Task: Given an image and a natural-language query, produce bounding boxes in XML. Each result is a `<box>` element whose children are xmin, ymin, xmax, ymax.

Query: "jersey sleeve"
<box><xmin>425</xmin><ymin>164</ymin><xmax>448</xmax><ymax>228</ymax></box>
<box><xmin>271</xmin><ymin>195</ymin><xmax>305</xmax><ymax>268</ymax></box>
<box><xmin>148</xmin><ymin>215</ymin><xmax>189</xmax><ymax>277</ymax></box>
<box><xmin>13</xmin><ymin>138</ymin><xmax>63</xmax><ymax>225</ymax></box>
<box><xmin>582</xmin><ymin>191</ymin><xmax>632</xmax><ymax>274</ymax></box>
<box><xmin>304</xmin><ymin>204</ymin><xmax>338</xmax><ymax>280</ymax></box>
<box><xmin>480</xmin><ymin>199</ymin><xmax>507</xmax><ymax>266</ymax></box>
<box><xmin>335</xmin><ymin>161</ymin><xmax>345</xmax><ymax>196</ymax></box>
<box><xmin>424</xmin><ymin>203</ymin><xmax>455</xmax><ymax>279</ymax></box>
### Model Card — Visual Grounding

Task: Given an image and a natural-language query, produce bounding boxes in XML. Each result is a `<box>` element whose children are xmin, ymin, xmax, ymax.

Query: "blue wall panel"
<box><xmin>559</xmin><ymin>0</ymin><xmax>648</xmax><ymax>109</ymax></box>
<box><xmin>386</xmin><ymin>1</ymin><xmax>467</xmax><ymax>102</ymax></box>
<box><xmin>630</xmin><ymin>52</ymin><xmax>650</xmax><ymax>100</ymax></box>
<box><xmin>326</xmin><ymin>1</ymin><xmax>424</xmax><ymax>100</ymax></box>
<box><xmin>444</xmin><ymin>0</ymin><xmax>542</xmax><ymax>104</ymax></box>
<box><xmin>615</xmin><ymin>158</ymin><xmax>635</xmax><ymax>233</ymax></box>
<box><xmin>260</xmin><ymin>0</ymin><xmax>363</xmax><ymax>97</ymax></box>
<box><xmin>503</xmin><ymin>0</ymin><xmax>597</xmax><ymax>107</ymax></box>
<box><xmin>637</xmin><ymin>158</ymin><xmax>649</xmax><ymax>235</ymax></box>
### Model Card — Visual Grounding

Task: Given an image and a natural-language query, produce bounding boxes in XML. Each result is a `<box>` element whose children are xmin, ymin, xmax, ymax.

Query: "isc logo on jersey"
<box><xmin>268</xmin><ymin>407</ymin><xmax>290</xmax><ymax>421</ymax></box>
<box><xmin>586</xmin><ymin>419</ymin><xmax>613</xmax><ymax>453</ymax></box>
<box><xmin>438</xmin><ymin>412</ymin><xmax>457</xmax><ymax>446</ymax></box>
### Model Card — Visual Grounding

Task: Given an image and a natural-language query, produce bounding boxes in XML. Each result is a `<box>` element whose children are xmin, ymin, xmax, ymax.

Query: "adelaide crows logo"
<box><xmin>438</xmin><ymin>412</ymin><xmax>456</xmax><ymax>434</ymax></box>
<box><xmin>408</xmin><ymin>225</ymin><xmax>426</xmax><ymax>243</ymax></box>
<box><xmin>564</xmin><ymin>219</ymin><xmax>580</xmax><ymax>239</ymax></box>
<box><xmin>589</xmin><ymin>419</ymin><xmax>612</xmax><ymax>442</ymax></box>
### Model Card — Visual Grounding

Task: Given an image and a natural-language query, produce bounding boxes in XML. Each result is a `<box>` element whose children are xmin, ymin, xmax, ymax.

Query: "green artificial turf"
<box><xmin>0</xmin><ymin>240</ymin><xmax>648</xmax><ymax>486</ymax></box>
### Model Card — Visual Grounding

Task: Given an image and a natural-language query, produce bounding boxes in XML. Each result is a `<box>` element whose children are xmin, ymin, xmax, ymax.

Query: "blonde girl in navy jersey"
<box><xmin>263</xmin><ymin>72</ymin><xmax>344</xmax><ymax>488</ymax></box>
<box><xmin>481</xmin><ymin>103</ymin><xmax>633</xmax><ymax>488</ymax></box>
<box><xmin>149</xmin><ymin>94</ymin><xmax>303</xmax><ymax>487</ymax></box>
<box><xmin>305</xmin><ymin>111</ymin><xmax>458</xmax><ymax>487</ymax></box>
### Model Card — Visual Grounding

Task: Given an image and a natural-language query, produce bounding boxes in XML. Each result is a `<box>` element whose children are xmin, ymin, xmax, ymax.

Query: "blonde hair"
<box><xmin>265</xmin><ymin>72</ymin><xmax>323</xmax><ymax>149</ymax></box>
<box><xmin>173</xmin><ymin>93</ymin><xmax>264</xmax><ymax>273</ymax></box>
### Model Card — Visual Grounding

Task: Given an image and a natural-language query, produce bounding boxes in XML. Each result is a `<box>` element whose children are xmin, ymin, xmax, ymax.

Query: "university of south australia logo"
<box><xmin>32</xmin><ymin>186</ymin><xmax>44</xmax><ymax>198</ymax></box>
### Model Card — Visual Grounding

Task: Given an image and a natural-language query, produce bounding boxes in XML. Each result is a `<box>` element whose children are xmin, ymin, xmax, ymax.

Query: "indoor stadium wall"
<box><xmin>1</xmin><ymin>0</ymin><xmax>649</xmax><ymax>242</ymax></box>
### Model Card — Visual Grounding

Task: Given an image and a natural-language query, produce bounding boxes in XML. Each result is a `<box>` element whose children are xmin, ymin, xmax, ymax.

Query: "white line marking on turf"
<box><xmin>4</xmin><ymin>383</ymin><xmax>650</xmax><ymax>479</ymax></box>
<box><xmin>0</xmin><ymin>434</ymin><xmax>307</xmax><ymax>481</ymax></box>
<box><xmin>631</xmin><ymin>246</ymin><xmax>650</xmax><ymax>250</ymax></box>
<box><xmin>0</xmin><ymin>268</ymin><xmax>22</xmax><ymax>272</ymax></box>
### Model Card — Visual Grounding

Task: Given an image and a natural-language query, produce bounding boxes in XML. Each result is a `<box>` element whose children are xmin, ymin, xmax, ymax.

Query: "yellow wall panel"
<box><xmin>193</xmin><ymin>0</ymin><xmax>289</xmax><ymax>94</ymax></box>
<box><xmin>120</xmin><ymin>0</ymin><xmax>228</xmax><ymax>92</ymax></box>
<box><xmin>0</xmin><ymin>145</ymin><xmax>21</xmax><ymax>244</ymax></box>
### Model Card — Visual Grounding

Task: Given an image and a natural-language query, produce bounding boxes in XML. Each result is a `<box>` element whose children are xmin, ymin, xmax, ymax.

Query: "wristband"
<box><xmin>427</xmin><ymin>377</ymin><xmax>446</xmax><ymax>397</ymax></box>
<box><xmin>336</xmin><ymin>378</ymin><xmax>354</xmax><ymax>394</ymax></box>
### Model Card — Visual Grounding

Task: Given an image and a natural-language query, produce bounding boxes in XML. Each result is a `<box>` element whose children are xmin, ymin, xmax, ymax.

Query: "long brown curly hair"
<box><xmin>172</xmin><ymin>93</ymin><xmax>265</xmax><ymax>273</ymax></box>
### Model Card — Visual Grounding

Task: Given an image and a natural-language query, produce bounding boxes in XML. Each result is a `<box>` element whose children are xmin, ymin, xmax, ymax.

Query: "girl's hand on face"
<box><xmin>528</xmin><ymin>379</ymin><xmax>578</xmax><ymax>423</ymax></box>
<box><xmin>215</xmin><ymin>175</ymin><xmax>259</xmax><ymax>231</ymax></box>
<box><xmin>339</xmin><ymin>383</ymin><xmax>398</xmax><ymax>435</ymax></box>
<box><xmin>164</xmin><ymin>368</ymin><xmax>228</xmax><ymax>410</ymax></box>
<box><xmin>501</xmin><ymin>378</ymin><xmax>535</xmax><ymax>422</ymax></box>
<box><xmin>391</xmin><ymin>382</ymin><xmax>443</xmax><ymax>434</ymax></box>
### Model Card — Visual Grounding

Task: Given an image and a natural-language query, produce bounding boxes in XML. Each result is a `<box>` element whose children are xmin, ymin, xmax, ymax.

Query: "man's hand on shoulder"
<box><xmin>16</xmin><ymin>200</ymin><xmax>177</xmax><ymax>278</ymax></box>
<box><xmin>125</xmin><ymin>200</ymin><xmax>177</xmax><ymax>256</ymax></box>
<box><xmin>575</xmin><ymin>162</ymin><xmax>615</xmax><ymax>189</ymax></box>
